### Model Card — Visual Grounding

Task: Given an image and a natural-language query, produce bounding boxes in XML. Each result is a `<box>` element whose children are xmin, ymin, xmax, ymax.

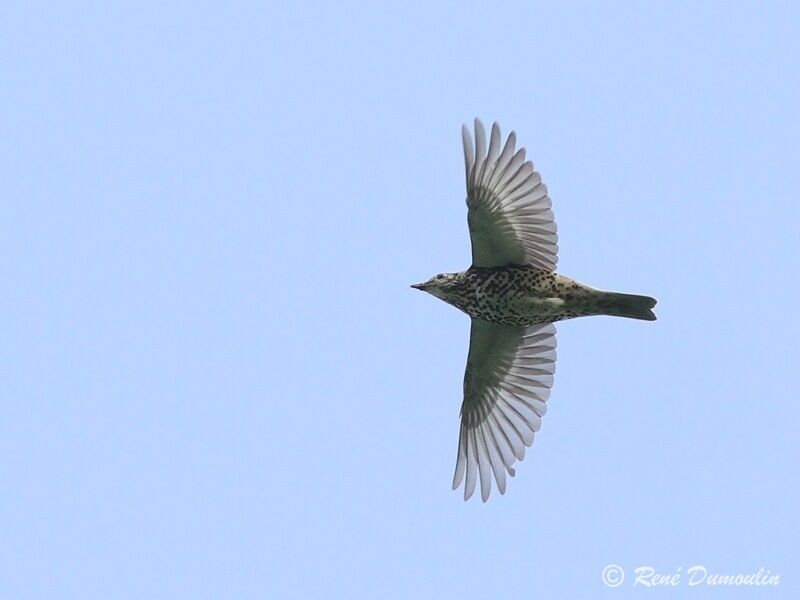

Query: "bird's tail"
<box><xmin>597</xmin><ymin>292</ymin><xmax>657</xmax><ymax>321</ymax></box>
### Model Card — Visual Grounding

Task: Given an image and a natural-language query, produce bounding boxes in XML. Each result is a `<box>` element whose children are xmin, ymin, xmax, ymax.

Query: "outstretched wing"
<box><xmin>462</xmin><ymin>119</ymin><xmax>558</xmax><ymax>270</ymax></box>
<box><xmin>454</xmin><ymin>319</ymin><xmax>557</xmax><ymax>502</ymax></box>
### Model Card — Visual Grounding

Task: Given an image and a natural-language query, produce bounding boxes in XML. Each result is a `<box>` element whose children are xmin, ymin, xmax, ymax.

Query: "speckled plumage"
<box><xmin>432</xmin><ymin>265</ymin><xmax>627</xmax><ymax>326</ymax></box>
<box><xmin>411</xmin><ymin>120</ymin><xmax>657</xmax><ymax>502</ymax></box>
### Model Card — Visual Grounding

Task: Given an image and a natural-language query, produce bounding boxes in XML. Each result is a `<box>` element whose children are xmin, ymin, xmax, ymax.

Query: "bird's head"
<box><xmin>410</xmin><ymin>272</ymin><xmax>463</xmax><ymax>301</ymax></box>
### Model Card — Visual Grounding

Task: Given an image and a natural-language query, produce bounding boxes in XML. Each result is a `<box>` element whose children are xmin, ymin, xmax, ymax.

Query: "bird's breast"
<box><xmin>449</xmin><ymin>267</ymin><xmax>562</xmax><ymax>326</ymax></box>
<box><xmin>447</xmin><ymin>267</ymin><xmax>605</xmax><ymax>326</ymax></box>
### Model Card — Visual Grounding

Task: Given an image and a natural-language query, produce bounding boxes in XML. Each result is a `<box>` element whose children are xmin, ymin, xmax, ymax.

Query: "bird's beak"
<box><xmin>410</xmin><ymin>282</ymin><xmax>426</xmax><ymax>290</ymax></box>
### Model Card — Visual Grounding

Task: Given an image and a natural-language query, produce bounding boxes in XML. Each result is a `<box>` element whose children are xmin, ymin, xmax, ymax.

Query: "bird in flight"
<box><xmin>412</xmin><ymin>119</ymin><xmax>656</xmax><ymax>502</ymax></box>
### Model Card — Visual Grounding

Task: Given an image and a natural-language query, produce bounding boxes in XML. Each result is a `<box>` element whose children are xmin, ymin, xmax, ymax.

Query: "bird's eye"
<box><xmin>436</xmin><ymin>274</ymin><xmax>444</xmax><ymax>280</ymax></box>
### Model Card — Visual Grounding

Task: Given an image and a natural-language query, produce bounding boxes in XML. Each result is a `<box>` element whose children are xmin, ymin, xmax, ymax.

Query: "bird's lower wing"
<box><xmin>454</xmin><ymin>319</ymin><xmax>557</xmax><ymax>501</ymax></box>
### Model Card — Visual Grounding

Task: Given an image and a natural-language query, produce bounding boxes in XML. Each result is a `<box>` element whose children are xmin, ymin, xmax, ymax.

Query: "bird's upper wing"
<box><xmin>462</xmin><ymin>119</ymin><xmax>558</xmax><ymax>270</ymax></box>
<box><xmin>454</xmin><ymin>319</ymin><xmax>557</xmax><ymax>502</ymax></box>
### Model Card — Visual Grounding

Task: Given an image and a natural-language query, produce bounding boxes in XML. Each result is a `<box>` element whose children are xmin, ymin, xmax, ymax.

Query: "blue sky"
<box><xmin>2</xmin><ymin>2</ymin><xmax>799</xmax><ymax>598</ymax></box>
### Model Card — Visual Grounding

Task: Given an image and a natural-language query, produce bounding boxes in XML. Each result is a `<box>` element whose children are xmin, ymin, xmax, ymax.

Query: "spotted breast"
<box><xmin>448</xmin><ymin>266</ymin><xmax>599</xmax><ymax>326</ymax></box>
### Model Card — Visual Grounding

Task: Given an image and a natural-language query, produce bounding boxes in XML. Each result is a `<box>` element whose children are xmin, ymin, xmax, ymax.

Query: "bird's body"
<box><xmin>419</xmin><ymin>265</ymin><xmax>656</xmax><ymax>326</ymax></box>
<box><xmin>412</xmin><ymin>119</ymin><xmax>656</xmax><ymax>502</ymax></box>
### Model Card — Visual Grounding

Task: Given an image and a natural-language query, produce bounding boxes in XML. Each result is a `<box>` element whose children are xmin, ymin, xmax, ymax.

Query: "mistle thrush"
<box><xmin>412</xmin><ymin>119</ymin><xmax>657</xmax><ymax>502</ymax></box>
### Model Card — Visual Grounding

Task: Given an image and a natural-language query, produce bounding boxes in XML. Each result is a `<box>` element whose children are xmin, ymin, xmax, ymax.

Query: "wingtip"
<box><xmin>488</xmin><ymin>122</ymin><xmax>501</xmax><ymax>161</ymax></box>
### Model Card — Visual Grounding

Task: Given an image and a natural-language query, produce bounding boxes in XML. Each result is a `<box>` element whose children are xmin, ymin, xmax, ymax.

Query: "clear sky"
<box><xmin>2</xmin><ymin>2</ymin><xmax>799</xmax><ymax>598</ymax></box>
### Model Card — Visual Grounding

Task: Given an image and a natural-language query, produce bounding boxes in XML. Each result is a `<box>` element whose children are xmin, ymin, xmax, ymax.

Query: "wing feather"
<box><xmin>453</xmin><ymin>320</ymin><xmax>557</xmax><ymax>501</ymax></box>
<box><xmin>463</xmin><ymin>119</ymin><xmax>558</xmax><ymax>269</ymax></box>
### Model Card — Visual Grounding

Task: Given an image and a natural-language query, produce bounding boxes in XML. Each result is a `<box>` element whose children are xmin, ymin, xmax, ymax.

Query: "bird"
<box><xmin>411</xmin><ymin>119</ymin><xmax>656</xmax><ymax>502</ymax></box>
